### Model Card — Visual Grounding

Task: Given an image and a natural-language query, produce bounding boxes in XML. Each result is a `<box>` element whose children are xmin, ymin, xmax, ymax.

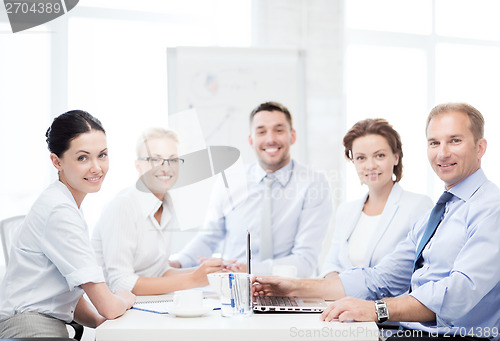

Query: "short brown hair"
<box><xmin>426</xmin><ymin>102</ymin><xmax>484</xmax><ymax>142</ymax></box>
<box><xmin>249</xmin><ymin>101</ymin><xmax>293</xmax><ymax>130</ymax></box>
<box><xmin>343</xmin><ymin>118</ymin><xmax>403</xmax><ymax>182</ymax></box>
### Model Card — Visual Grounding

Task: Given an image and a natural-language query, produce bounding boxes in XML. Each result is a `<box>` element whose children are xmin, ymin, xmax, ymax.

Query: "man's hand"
<box><xmin>198</xmin><ymin>257</ymin><xmax>236</xmax><ymax>270</ymax></box>
<box><xmin>223</xmin><ymin>262</ymin><xmax>246</xmax><ymax>273</ymax></box>
<box><xmin>252</xmin><ymin>276</ymin><xmax>299</xmax><ymax>297</ymax></box>
<box><xmin>321</xmin><ymin>297</ymin><xmax>377</xmax><ymax>322</ymax></box>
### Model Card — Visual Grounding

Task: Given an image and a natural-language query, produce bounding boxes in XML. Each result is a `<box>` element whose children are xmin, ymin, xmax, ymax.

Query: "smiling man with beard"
<box><xmin>170</xmin><ymin>101</ymin><xmax>332</xmax><ymax>277</ymax></box>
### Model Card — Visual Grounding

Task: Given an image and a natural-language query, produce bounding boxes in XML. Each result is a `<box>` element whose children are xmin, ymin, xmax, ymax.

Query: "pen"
<box><xmin>233</xmin><ymin>275</ymin><xmax>242</xmax><ymax>313</ymax></box>
<box><xmin>229</xmin><ymin>273</ymin><xmax>235</xmax><ymax>309</ymax></box>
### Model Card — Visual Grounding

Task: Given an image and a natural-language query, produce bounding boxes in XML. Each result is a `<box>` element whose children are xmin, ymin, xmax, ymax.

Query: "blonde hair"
<box><xmin>136</xmin><ymin>128</ymin><xmax>179</xmax><ymax>157</ymax></box>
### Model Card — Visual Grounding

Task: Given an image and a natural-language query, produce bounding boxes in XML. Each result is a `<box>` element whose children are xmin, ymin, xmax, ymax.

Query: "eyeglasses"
<box><xmin>138</xmin><ymin>157</ymin><xmax>184</xmax><ymax>167</ymax></box>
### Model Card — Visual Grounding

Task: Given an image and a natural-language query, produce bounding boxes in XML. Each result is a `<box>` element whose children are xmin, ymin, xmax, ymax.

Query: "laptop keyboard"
<box><xmin>256</xmin><ymin>295</ymin><xmax>299</xmax><ymax>307</ymax></box>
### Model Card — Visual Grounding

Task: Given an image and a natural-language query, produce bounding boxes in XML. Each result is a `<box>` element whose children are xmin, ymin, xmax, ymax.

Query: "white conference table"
<box><xmin>96</xmin><ymin>296</ymin><xmax>380</xmax><ymax>341</ymax></box>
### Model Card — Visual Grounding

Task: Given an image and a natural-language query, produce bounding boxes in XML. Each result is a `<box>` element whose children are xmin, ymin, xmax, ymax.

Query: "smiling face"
<box><xmin>248</xmin><ymin>110</ymin><xmax>296</xmax><ymax>173</ymax></box>
<box><xmin>135</xmin><ymin>136</ymin><xmax>179</xmax><ymax>200</ymax></box>
<box><xmin>351</xmin><ymin>134</ymin><xmax>399</xmax><ymax>192</ymax></box>
<box><xmin>427</xmin><ymin>110</ymin><xmax>486</xmax><ymax>189</ymax></box>
<box><xmin>50</xmin><ymin>130</ymin><xmax>109</xmax><ymax>207</ymax></box>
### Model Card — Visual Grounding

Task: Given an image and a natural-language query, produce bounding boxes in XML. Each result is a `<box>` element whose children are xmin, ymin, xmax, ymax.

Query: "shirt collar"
<box><xmin>54</xmin><ymin>180</ymin><xmax>81</xmax><ymax>211</ymax></box>
<box><xmin>252</xmin><ymin>159</ymin><xmax>294</xmax><ymax>187</ymax></box>
<box><xmin>446</xmin><ymin>168</ymin><xmax>487</xmax><ymax>202</ymax></box>
<box><xmin>134</xmin><ymin>178</ymin><xmax>165</xmax><ymax>218</ymax></box>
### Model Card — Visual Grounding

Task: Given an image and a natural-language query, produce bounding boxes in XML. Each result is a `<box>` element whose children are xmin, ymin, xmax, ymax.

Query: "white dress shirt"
<box><xmin>176</xmin><ymin>160</ymin><xmax>333</xmax><ymax>277</ymax></box>
<box><xmin>0</xmin><ymin>181</ymin><xmax>105</xmax><ymax>323</ymax></box>
<box><xmin>92</xmin><ymin>180</ymin><xmax>177</xmax><ymax>292</ymax></box>
<box><xmin>321</xmin><ymin>183</ymin><xmax>432</xmax><ymax>277</ymax></box>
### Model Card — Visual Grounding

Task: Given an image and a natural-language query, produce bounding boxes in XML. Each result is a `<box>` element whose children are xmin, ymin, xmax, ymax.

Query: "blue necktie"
<box><xmin>413</xmin><ymin>191</ymin><xmax>454</xmax><ymax>272</ymax></box>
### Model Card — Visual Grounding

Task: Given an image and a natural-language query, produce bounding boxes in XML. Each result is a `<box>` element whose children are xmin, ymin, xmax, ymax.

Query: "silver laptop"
<box><xmin>253</xmin><ymin>295</ymin><xmax>327</xmax><ymax>313</ymax></box>
<box><xmin>246</xmin><ymin>231</ymin><xmax>327</xmax><ymax>313</ymax></box>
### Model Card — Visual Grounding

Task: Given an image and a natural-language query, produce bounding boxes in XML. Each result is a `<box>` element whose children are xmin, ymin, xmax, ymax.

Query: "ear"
<box><xmin>394</xmin><ymin>153</ymin><xmax>400</xmax><ymax>166</ymax></box>
<box><xmin>135</xmin><ymin>160</ymin><xmax>142</xmax><ymax>173</ymax></box>
<box><xmin>50</xmin><ymin>153</ymin><xmax>63</xmax><ymax>171</ymax></box>
<box><xmin>290</xmin><ymin>129</ymin><xmax>297</xmax><ymax>145</ymax></box>
<box><xmin>477</xmin><ymin>138</ymin><xmax>487</xmax><ymax>159</ymax></box>
<box><xmin>135</xmin><ymin>159</ymin><xmax>152</xmax><ymax>177</ymax></box>
<box><xmin>248</xmin><ymin>134</ymin><xmax>253</xmax><ymax>147</ymax></box>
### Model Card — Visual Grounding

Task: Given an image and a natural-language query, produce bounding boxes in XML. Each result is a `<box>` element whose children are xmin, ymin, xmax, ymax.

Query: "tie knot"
<box><xmin>437</xmin><ymin>191</ymin><xmax>453</xmax><ymax>205</ymax></box>
<box><xmin>264</xmin><ymin>175</ymin><xmax>275</xmax><ymax>185</ymax></box>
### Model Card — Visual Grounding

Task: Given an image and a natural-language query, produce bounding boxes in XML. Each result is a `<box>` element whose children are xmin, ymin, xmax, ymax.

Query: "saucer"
<box><xmin>169</xmin><ymin>306</ymin><xmax>212</xmax><ymax>317</ymax></box>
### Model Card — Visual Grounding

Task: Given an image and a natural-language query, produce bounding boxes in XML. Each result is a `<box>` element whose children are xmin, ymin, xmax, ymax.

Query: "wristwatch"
<box><xmin>375</xmin><ymin>300</ymin><xmax>389</xmax><ymax>323</ymax></box>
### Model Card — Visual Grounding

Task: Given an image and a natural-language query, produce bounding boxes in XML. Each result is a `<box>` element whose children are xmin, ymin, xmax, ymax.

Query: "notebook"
<box><xmin>246</xmin><ymin>231</ymin><xmax>328</xmax><ymax>313</ymax></box>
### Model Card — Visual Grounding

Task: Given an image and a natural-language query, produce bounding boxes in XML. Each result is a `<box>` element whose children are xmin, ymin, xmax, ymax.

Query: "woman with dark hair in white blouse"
<box><xmin>0</xmin><ymin>110</ymin><xmax>135</xmax><ymax>338</ymax></box>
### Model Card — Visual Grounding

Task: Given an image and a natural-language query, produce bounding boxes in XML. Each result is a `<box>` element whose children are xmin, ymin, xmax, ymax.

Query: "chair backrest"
<box><xmin>0</xmin><ymin>215</ymin><xmax>26</xmax><ymax>266</ymax></box>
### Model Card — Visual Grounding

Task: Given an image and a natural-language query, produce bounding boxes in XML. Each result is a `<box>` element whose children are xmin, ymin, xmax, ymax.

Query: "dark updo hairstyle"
<box><xmin>343</xmin><ymin>118</ymin><xmax>403</xmax><ymax>182</ymax></box>
<box><xmin>46</xmin><ymin>110</ymin><xmax>105</xmax><ymax>157</ymax></box>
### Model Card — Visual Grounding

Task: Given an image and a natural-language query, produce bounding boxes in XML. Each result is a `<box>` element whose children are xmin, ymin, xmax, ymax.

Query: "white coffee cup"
<box><xmin>272</xmin><ymin>265</ymin><xmax>298</xmax><ymax>278</ymax></box>
<box><xmin>173</xmin><ymin>290</ymin><xmax>203</xmax><ymax>310</ymax></box>
<box><xmin>207</xmin><ymin>273</ymin><xmax>226</xmax><ymax>296</ymax></box>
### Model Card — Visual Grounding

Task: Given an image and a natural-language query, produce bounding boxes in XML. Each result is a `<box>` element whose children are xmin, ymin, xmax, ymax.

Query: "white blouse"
<box><xmin>0</xmin><ymin>181</ymin><xmax>105</xmax><ymax>323</ymax></box>
<box><xmin>92</xmin><ymin>180</ymin><xmax>177</xmax><ymax>292</ymax></box>
<box><xmin>347</xmin><ymin>212</ymin><xmax>381</xmax><ymax>268</ymax></box>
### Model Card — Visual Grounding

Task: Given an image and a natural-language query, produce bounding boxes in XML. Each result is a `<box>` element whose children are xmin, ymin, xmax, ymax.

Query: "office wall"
<box><xmin>252</xmin><ymin>0</ymin><xmax>344</xmax><ymax>265</ymax></box>
<box><xmin>0</xmin><ymin>0</ymin><xmax>344</xmax><ymax>266</ymax></box>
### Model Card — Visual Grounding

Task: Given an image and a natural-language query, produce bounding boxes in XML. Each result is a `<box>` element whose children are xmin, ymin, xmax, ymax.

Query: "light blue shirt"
<box><xmin>0</xmin><ymin>181</ymin><xmax>104</xmax><ymax>323</ymax></box>
<box><xmin>176</xmin><ymin>160</ymin><xmax>332</xmax><ymax>277</ymax></box>
<box><xmin>340</xmin><ymin>169</ymin><xmax>500</xmax><ymax>339</ymax></box>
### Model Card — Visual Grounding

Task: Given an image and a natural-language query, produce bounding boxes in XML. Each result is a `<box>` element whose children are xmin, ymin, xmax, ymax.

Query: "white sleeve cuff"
<box><xmin>66</xmin><ymin>266</ymin><xmax>105</xmax><ymax>291</ymax></box>
<box><xmin>110</xmin><ymin>273</ymin><xmax>140</xmax><ymax>293</ymax></box>
<box><xmin>176</xmin><ymin>254</ymin><xmax>197</xmax><ymax>268</ymax></box>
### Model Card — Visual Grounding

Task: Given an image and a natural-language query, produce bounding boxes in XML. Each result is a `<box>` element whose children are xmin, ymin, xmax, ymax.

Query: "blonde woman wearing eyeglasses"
<box><xmin>91</xmin><ymin>128</ymin><xmax>223</xmax><ymax>296</ymax></box>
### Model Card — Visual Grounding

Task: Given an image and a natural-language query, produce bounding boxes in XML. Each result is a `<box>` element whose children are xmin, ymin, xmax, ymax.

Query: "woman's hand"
<box><xmin>115</xmin><ymin>289</ymin><xmax>136</xmax><ymax>310</ymax></box>
<box><xmin>190</xmin><ymin>258</ymin><xmax>224</xmax><ymax>286</ymax></box>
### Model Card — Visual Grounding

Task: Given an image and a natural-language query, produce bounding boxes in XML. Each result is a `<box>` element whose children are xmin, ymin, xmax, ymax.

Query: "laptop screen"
<box><xmin>246</xmin><ymin>231</ymin><xmax>251</xmax><ymax>275</ymax></box>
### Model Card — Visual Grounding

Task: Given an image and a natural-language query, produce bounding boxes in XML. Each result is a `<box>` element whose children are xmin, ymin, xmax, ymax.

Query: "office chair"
<box><xmin>0</xmin><ymin>215</ymin><xmax>84</xmax><ymax>341</ymax></box>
